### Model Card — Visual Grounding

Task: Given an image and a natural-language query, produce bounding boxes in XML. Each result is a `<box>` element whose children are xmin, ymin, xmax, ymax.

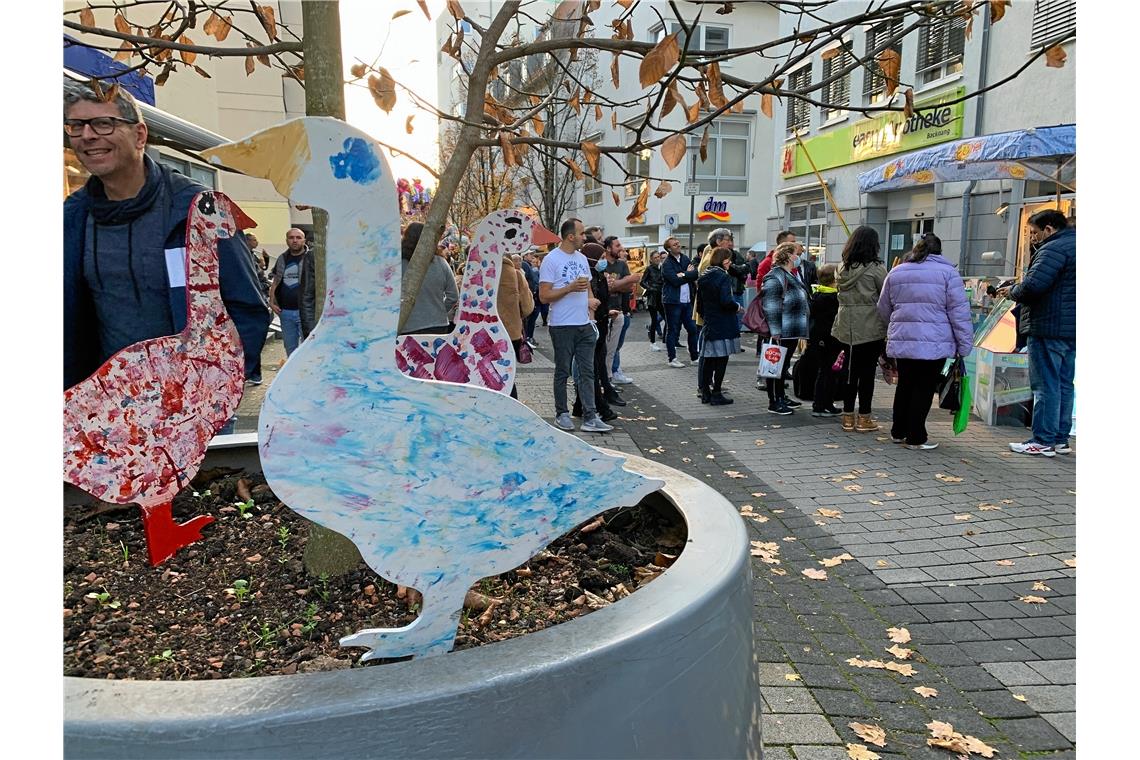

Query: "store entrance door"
<box><xmin>886</xmin><ymin>219</ymin><xmax>934</xmax><ymax>268</ymax></box>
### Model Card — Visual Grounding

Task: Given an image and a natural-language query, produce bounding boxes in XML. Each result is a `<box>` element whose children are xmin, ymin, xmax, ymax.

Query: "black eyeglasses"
<box><xmin>64</xmin><ymin>117</ymin><xmax>139</xmax><ymax>137</ymax></box>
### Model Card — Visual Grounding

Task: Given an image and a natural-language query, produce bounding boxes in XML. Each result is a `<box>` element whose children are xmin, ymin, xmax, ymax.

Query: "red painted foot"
<box><xmin>140</xmin><ymin>501</ymin><xmax>215</xmax><ymax>566</ymax></box>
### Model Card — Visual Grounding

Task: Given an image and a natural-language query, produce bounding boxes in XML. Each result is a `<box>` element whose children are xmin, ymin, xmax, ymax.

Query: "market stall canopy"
<box><xmin>857</xmin><ymin>124</ymin><xmax>1075</xmax><ymax>194</ymax></box>
<box><xmin>531</xmin><ymin>222</ymin><xmax>562</xmax><ymax>247</ymax></box>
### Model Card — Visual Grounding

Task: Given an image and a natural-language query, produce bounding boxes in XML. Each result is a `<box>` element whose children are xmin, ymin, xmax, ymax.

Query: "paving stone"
<box><xmin>788</xmin><ymin>746</ymin><xmax>849</xmax><ymax>760</ymax></box>
<box><xmin>873</xmin><ymin>568</ymin><xmax>936</xmax><ymax>584</ymax></box>
<box><xmin>764</xmin><ymin>686</ymin><xmax>825</xmax><ymax>714</ymax></box>
<box><xmin>958</xmin><ymin>639</ymin><xmax>1039</xmax><ymax>663</ymax></box>
<box><xmin>924</xmin><ymin>707</ymin><xmax>996</xmax><ymax>738</ymax></box>
<box><xmin>810</xmin><ymin>688</ymin><xmax>874</xmax><ymax>717</ymax></box>
<box><xmin>869</xmin><ymin>701</ymin><xmax>935</xmax><ymax>733</ymax></box>
<box><xmin>992</xmin><ymin>716</ymin><xmax>1073</xmax><ymax>751</ymax></box>
<box><xmin>759</xmin><ymin>662</ymin><xmax>807</xmax><ymax>687</ymax></box>
<box><xmin>937</xmin><ymin>666</ymin><xmax>1005</xmax><ymax>691</ymax></box>
<box><xmin>1020</xmin><ymin>636</ymin><xmax>1075</xmax><ymax>660</ymax></box>
<box><xmin>981</xmin><ymin>661</ymin><xmax>1050</xmax><ymax>686</ymax></box>
<box><xmin>913</xmin><ymin>603</ymin><xmax>983</xmax><ymax>622</ymax></box>
<box><xmin>795</xmin><ymin>663</ymin><xmax>852</xmax><ymax>690</ymax></box>
<box><xmin>1014</xmin><ymin>685</ymin><xmax>1075</xmax><ymax>713</ymax></box>
<box><xmin>762</xmin><ymin>714</ymin><xmax>842</xmax><ymax>745</ymax></box>
<box><xmin>1025</xmin><ymin>659</ymin><xmax>1075</xmax><ymax>684</ymax></box>
<box><xmin>967</xmin><ymin>689</ymin><xmax>1041</xmax><ymax>718</ymax></box>
<box><xmin>926</xmin><ymin>621</ymin><xmax>989</xmax><ymax>643</ymax></box>
<box><xmin>1040</xmin><ymin>712</ymin><xmax>1076</xmax><ymax>743</ymax></box>
<box><xmin>972</xmin><ymin>618</ymin><xmax>1034</xmax><ymax>640</ymax></box>
<box><xmin>759</xmin><ymin>746</ymin><xmax>794</xmax><ymax>760</ymax></box>
<box><xmin>915</xmin><ymin>642</ymin><xmax>976</xmax><ymax>666</ymax></box>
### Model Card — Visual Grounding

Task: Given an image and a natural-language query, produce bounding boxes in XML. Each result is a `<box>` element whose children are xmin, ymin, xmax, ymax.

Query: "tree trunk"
<box><xmin>398</xmin><ymin>1</ymin><xmax>519</xmax><ymax>332</ymax></box>
<box><xmin>299</xmin><ymin>0</ymin><xmax>363</xmax><ymax>578</ymax></box>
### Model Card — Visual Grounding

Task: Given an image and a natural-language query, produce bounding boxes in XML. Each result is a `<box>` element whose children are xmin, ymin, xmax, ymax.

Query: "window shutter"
<box><xmin>864</xmin><ymin>18</ymin><xmax>903</xmax><ymax>98</ymax></box>
<box><xmin>787</xmin><ymin>66</ymin><xmax>812</xmax><ymax>133</ymax></box>
<box><xmin>1031</xmin><ymin>0</ymin><xmax>1076</xmax><ymax>49</ymax></box>
<box><xmin>918</xmin><ymin>13</ymin><xmax>966</xmax><ymax>79</ymax></box>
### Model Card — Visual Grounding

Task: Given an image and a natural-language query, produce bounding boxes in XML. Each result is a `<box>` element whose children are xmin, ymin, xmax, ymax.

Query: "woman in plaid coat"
<box><xmin>760</xmin><ymin>242</ymin><xmax>811</xmax><ymax>415</ymax></box>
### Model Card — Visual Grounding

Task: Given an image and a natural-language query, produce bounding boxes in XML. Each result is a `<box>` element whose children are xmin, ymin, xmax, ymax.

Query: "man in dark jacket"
<box><xmin>998</xmin><ymin>210</ymin><xmax>1076</xmax><ymax>457</ymax></box>
<box><xmin>269</xmin><ymin>228</ymin><xmax>317</xmax><ymax>356</ymax></box>
<box><xmin>64</xmin><ymin>81</ymin><xmax>270</xmax><ymax>390</ymax></box>
<box><xmin>660</xmin><ymin>236</ymin><xmax>700</xmax><ymax>367</ymax></box>
<box><xmin>641</xmin><ymin>250</ymin><xmax>666</xmax><ymax>350</ymax></box>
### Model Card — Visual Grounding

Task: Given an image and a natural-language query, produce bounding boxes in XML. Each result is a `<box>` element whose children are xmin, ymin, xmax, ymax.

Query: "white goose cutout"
<box><xmin>203</xmin><ymin>118</ymin><xmax>662</xmax><ymax>660</ymax></box>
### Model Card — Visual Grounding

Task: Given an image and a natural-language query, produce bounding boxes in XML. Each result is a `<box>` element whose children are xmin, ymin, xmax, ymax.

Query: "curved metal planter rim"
<box><xmin>65</xmin><ymin>448</ymin><xmax>760</xmax><ymax>759</ymax></box>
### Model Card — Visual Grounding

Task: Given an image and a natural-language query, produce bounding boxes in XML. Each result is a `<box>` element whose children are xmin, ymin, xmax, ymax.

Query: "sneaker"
<box><xmin>611</xmin><ymin>371</ymin><xmax>634</xmax><ymax>384</ymax></box>
<box><xmin>600</xmin><ymin>409</ymin><xmax>619</xmax><ymax>422</ymax></box>
<box><xmin>768</xmin><ymin>402</ymin><xmax>794</xmax><ymax>416</ymax></box>
<box><xmin>1009</xmin><ymin>440</ymin><xmax>1056</xmax><ymax>457</ymax></box>
<box><xmin>668</xmin><ymin>358</ymin><xmax>686</xmax><ymax>368</ymax></box>
<box><xmin>755</xmin><ymin>380</ymin><xmax>765</xmax><ymax>391</ymax></box>
<box><xmin>603</xmin><ymin>392</ymin><xmax>627</xmax><ymax>407</ymax></box>
<box><xmin>526</xmin><ymin>338</ymin><xmax>537</xmax><ymax>349</ymax></box>
<box><xmin>783</xmin><ymin>398</ymin><xmax>802</xmax><ymax>408</ymax></box>
<box><xmin>554</xmin><ymin>413</ymin><xmax>575</xmax><ymax>431</ymax></box>
<box><xmin>709</xmin><ymin>393</ymin><xmax>734</xmax><ymax>406</ymax></box>
<box><xmin>245</xmin><ymin>374</ymin><xmax>263</xmax><ymax>386</ymax></box>
<box><xmin>581</xmin><ymin>416</ymin><xmax>614</xmax><ymax>433</ymax></box>
<box><xmin>812</xmin><ymin>408</ymin><xmax>840</xmax><ymax>418</ymax></box>
<box><xmin>906</xmin><ymin>442</ymin><xmax>939</xmax><ymax>450</ymax></box>
<box><xmin>890</xmin><ymin>436</ymin><xmax>906</xmax><ymax>444</ymax></box>
<box><xmin>1054</xmin><ymin>442</ymin><xmax>1072</xmax><ymax>455</ymax></box>
<box><xmin>650</xmin><ymin>343</ymin><xmax>664</xmax><ymax>352</ymax></box>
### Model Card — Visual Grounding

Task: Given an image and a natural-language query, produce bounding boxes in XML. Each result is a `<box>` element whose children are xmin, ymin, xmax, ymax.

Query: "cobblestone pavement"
<box><xmin>517</xmin><ymin>316</ymin><xmax>1076</xmax><ymax>759</ymax></box>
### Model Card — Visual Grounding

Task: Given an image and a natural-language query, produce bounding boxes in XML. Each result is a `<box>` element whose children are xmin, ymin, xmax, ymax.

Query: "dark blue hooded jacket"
<box><xmin>1010</xmin><ymin>226</ymin><xmax>1075</xmax><ymax>340</ymax></box>
<box><xmin>63</xmin><ymin>155</ymin><xmax>271</xmax><ymax>389</ymax></box>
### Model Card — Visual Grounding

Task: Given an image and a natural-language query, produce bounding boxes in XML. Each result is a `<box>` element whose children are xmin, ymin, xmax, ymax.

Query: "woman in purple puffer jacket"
<box><xmin>877</xmin><ymin>234</ymin><xmax>973</xmax><ymax>450</ymax></box>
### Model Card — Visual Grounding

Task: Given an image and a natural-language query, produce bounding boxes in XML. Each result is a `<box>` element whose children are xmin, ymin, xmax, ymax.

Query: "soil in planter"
<box><xmin>63</xmin><ymin>468</ymin><xmax>686</xmax><ymax>680</ymax></box>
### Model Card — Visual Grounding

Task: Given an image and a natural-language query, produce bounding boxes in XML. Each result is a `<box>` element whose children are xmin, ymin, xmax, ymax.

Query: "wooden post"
<box><xmin>794</xmin><ymin>131</ymin><xmax>850</xmax><ymax>237</ymax></box>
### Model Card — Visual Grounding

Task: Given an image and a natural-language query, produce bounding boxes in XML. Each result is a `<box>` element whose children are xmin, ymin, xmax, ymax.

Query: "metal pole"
<box><xmin>687</xmin><ymin>153</ymin><xmax>696</xmax><ymax>256</ymax></box>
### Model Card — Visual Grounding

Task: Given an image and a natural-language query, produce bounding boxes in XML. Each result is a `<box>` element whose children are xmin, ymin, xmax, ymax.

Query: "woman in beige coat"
<box><xmin>831</xmin><ymin>226</ymin><xmax>888</xmax><ymax>433</ymax></box>
<box><xmin>498</xmin><ymin>254</ymin><xmax>535</xmax><ymax>399</ymax></box>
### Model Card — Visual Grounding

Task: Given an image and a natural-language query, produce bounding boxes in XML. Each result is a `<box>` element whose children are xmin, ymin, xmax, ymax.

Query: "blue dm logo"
<box><xmin>330</xmin><ymin>137</ymin><xmax>382</xmax><ymax>184</ymax></box>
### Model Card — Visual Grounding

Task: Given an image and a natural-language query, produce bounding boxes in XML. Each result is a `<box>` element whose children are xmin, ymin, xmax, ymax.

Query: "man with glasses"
<box><xmin>63</xmin><ymin>81</ymin><xmax>269</xmax><ymax>390</ymax></box>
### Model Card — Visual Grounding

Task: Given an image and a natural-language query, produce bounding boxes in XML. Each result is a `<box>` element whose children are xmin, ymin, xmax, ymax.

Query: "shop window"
<box><xmin>156</xmin><ymin>154</ymin><xmax>217</xmax><ymax>189</ymax></box>
<box><xmin>688</xmin><ymin>119</ymin><xmax>749</xmax><ymax>194</ymax></box>
<box><xmin>786</xmin><ymin>65</ymin><xmax>812</xmax><ymax>136</ymax></box>
<box><xmin>821</xmin><ymin>41</ymin><xmax>853</xmax><ymax>122</ymax></box>
<box><xmin>786</xmin><ymin>200</ymin><xmax>828</xmax><ymax>262</ymax></box>
<box><xmin>1031</xmin><ymin>0</ymin><xmax>1076</xmax><ymax>49</ymax></box>
<box><xmin>583</xmin><ymin>165</ymin><xmax>603</xmax><ymax>207</ymax></box>
<box><xmin>656</xmin><ymin>22</ymin><xmax>730</xmax><ymax>58</ymax></box>
<box><xmin>917</xmin><ymin>12</ymin><xmax>966</xmax><ymax>86</ymax></box>
<box><xmin>864</xmin><ymin>17</ymin><xmax>904</xmax><ymax>103</ymax></box>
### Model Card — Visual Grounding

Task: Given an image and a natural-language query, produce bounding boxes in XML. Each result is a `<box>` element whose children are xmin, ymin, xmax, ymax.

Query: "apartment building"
<box><xmin>63</xmin><ymin>1</ymin><xmax>308</xmax><ymax>254</ymax></box>
<box><xmin>767</xmin><ymin>0</ymin><xmax>1076</xmax><ymax>277</ymax></box>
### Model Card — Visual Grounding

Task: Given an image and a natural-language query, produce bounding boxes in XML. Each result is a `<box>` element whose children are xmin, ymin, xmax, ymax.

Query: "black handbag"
<box><xmin>937</xmin><ymin>358</ymin><xmax>964</xmax><ymax>412</ymax></box>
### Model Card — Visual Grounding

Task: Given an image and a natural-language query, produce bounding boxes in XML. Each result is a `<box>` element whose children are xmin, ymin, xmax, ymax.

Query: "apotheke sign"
<box><xmin>781</xmin><ymin>87</ymin><xmax>965</xmax><ymax>178</ymax></box>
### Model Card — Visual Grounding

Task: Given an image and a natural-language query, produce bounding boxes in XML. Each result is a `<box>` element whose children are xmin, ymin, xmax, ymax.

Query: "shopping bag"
<box><xmin>517</xmin><ymin>341</ymin><xmax>533</xmax><ymax>364</ymax></box>
<box><xmin>938</xmin><ymin>358</ymin><xmax>964</xmax><ymax>411</ymax></box>
<box><xmin>743</xmin><ymin>296</ymin><xmax>769</xmax><ymax>336</ymax></box>
<box><xmin>879</xmin><ymin>355</ymin><xmax>898</xmax><ymax>385</ymax></box>
<box><xmin>953</xmin><ymin>372</ymin><xmax>972</xmax><ymax>435</ymax></box>
<box><xmin>756</xmin><ymin>341</ymin><xmax>787</xmax><ymax>379</ymax></box>
<box><xmin>831</xmin><ymin>349</ymin><xmax>846</xmax><ymax>372</ymax></box>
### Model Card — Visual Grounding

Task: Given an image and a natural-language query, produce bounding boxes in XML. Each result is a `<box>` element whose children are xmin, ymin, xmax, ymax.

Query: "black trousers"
<box><xmin>891</xmin><ymin>357</ymin><xmax>944</xmax><ymax>445</ymax></box>
<box><xmin>812</xmin><ymin>341</ymin><xmax>843</xmax><ymax>412</ymax></box>
<box><xmin>574</xmin><ymin>325</ymin><xmax>613</xmax><ymax>417</ymax></box>
<box><xmin>699</xmin><ymin>355</ymin><xmax>729</xmax><ymax>394</ymax></box>
<box><xmin>842</xmin><ymin>339</ymin><xmax>886</xmax><ymax>414</ymax></box>
<box><xmin>764</xmin><ymin>339</ymin><xmax>799</xmax><ymax>402</ymax></box>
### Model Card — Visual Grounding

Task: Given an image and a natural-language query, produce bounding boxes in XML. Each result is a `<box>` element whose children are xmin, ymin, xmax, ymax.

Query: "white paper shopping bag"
<box><xmin>756</xmin><ymin>341</ymin><xmax>787</xmax><ymax>379</ymax></box>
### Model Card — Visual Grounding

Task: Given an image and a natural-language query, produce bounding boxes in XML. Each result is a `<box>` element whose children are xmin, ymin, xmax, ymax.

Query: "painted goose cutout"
<box><xmin>396</xmin><ymin>209</ymin><xmax>534</xmax><ymax>392</ymax></box>
<box><xmin>203</xmin><ymin>118</ymin><xmax>663</xmax><ymax>660</ymax></box>
<box><xmin>63</xmin><ymin>191</ymin><xmax>249</xmax><ymax>566</ymax></box>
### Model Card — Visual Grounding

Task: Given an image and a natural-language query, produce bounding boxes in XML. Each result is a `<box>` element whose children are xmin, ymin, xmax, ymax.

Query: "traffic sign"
<box><xmin>684</xmin><ymin>182</ymin><xmax>701</xmax><ymax>196</ymax></box>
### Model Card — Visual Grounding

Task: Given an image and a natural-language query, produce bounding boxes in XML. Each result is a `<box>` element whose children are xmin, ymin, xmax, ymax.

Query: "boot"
<box><xmin>856</xmin><ymin>413</ymin><xmax>879</xmax><ymax>432</ymax></box>
<box><xmin>841</xmin><ymin>413</ymin><xmax>856</xmax><ymax>432</ymax></box>
<box><xmin>700</xmin><ymin>388</ymin><xmax>711</xmax><ymax>404</ymax></box>
<box><xmin>710</xmin><ymin>392</ymin><xmax>734</xmax><ymax>406</ymax></box>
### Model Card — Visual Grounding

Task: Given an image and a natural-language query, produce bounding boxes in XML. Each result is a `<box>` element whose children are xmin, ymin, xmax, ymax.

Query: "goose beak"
<box><xmin>202</xmin><ymin>119</ymin><xmax>311</xmax><ymax>200</ymax></box>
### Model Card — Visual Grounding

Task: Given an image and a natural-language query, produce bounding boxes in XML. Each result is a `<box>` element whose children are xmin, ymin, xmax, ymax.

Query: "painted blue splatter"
<box><xmin>329</xmin><ymin>137</ymin><xmax>382</xmax><ymax>184</ymax></box>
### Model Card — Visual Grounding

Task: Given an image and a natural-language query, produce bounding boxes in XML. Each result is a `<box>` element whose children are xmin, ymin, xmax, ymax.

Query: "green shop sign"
<box><xmin>781</xmin><ymin>87</ymin><xmax>965</xmax><ymax>178</ymax></box>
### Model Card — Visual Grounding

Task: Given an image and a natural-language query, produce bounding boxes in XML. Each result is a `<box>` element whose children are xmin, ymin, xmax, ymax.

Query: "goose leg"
<box><xmin>340</xmin><ymin>580</ymin><xmax>468</xmax><ymax>661</ymax></box>
<box><xmin>139</xmin><ymin>500</ymin><xmax>216</xmax><ymax>566</ymax></box>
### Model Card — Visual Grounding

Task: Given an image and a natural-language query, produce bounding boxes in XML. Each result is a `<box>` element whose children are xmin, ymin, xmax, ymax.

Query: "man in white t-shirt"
<box><xmin>539</xmin><ymin>218</ymin><xmax>612</xmax><ymax>433</ymax></box>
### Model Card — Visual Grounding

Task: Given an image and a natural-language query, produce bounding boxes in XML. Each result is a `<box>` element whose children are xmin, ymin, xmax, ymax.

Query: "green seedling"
<box><xmin>317</xmin><ymin>572</ymin><xmax>331</xmax><ymax>602</ymax></box>
<box><xmin>85</xmin><ymin>590</ymin><xmax>121</xmax><ymax>609</ymax></box>
<box><xmin>192</xmin><ymin>489</ymin><xmax>212</xmax><ymax>499</ymax></box>
<box><xmin>236</xmin><ymin>499</ymin><xmax>256</xmax><ymax>519</ymax></box>
<box><xmin>119</xmin><ymin>540</ymin><xmax>129</xmax><ymax>564</ymax></box>
<box><xmin>230</xmin><ymin>579</ymin><xmax>250</xmax><ymax>603</ymax></box>
<box><xmin>148</xmin><ymin>649</ymin><xmax>175</xmax><ymax>665</ymax></box>
<box><xmin>300</xmin><ymin>602</ymin><xmax>319</xmax><ymax>636</ymax></box>
<box><xmin>277</xmin><ymin>525</ymin><xmax>291</xmax><ymax>551</ymax></box>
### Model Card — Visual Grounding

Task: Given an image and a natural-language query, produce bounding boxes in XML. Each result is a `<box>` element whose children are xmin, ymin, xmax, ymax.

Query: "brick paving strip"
<box><xmin>518</xmin><ymin>322</ymin><xmax>1075</xmax><ymax>759</ymax></box>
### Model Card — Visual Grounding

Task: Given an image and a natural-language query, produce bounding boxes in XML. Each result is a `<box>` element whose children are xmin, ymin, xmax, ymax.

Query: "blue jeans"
<box><xmin>1027</xmin><ymin>336</ymin><xmax>1075</xmax><ymax>446</ymax></box>
<box><xmin>280</xmin><ymin>309</ymin><xmax>303</xmax><ymax>356</ymax></box>
<box><xmin>664</xmin><ymin>303</ymin><xmax>699</xmax><ymax>362</ymax></box>
<box><xmin>611</xmin><ymin>313</ymin><xmax>631</xmax><ymax>374</ymax></box>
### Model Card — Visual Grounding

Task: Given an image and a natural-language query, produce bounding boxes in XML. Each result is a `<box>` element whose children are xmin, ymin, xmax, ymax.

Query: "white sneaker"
<box><xmin>650</xmin><ymin>343</ymin><xmax>664</xmax><ymax>352</ymax></box>
<box><xmin>1009</xmin><ymin>440</ymin><xmax>1055</xmax><ymax>457</ymax></box>
<box><xmin>554</xmin><ymin>413</ymin><xmax>575</xmax><ymax>431</ymax></box>
<box><xmin>1054</xmin><ymin>442</ymin><xmax>1072</xmax><ymax>455</ymax></box>
<box><xmin>906</xmin><ymin>442</ymin><xmax>939</xmax><ymax>450</ymax></box>
<box><xmin>668</xmin><ymin>358</ymin><xmax>686</xmax><ymax>368</ymax></box>
<box><xmin>612</xmin><ymin>370</ymin><xmax>634</xmax><ymax>384</ymax></box>
<box><xmin>581</xmin><ymin>416</ymin><xmax>614</xmax><ymax>433</ymax></box>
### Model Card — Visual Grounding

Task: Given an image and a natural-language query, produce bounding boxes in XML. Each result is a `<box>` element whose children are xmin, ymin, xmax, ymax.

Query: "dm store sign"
<box><xmin>696</xmin><ymin>197</ymin><xmax>731</xmax><ymax>223</ymax></box>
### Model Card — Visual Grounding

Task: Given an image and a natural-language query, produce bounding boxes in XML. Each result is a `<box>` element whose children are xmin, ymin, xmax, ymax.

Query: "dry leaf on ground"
<box><xmin>869</xmin><ymin>500</ymin><xmax>883</xmax><ymax>506</ymax></box>
<box><xmin>817</xmin><ymin>508</ymin><xmax>843</xmax><ymax>519</ymax></box>
<box><xmin>886</xmin><ymin>644</ymin><xmax>912</xmax><ymax>660</ymax></box>
<box><xmin>1013</xmin><ymin>693</ymin><xmax>1027</xmax><ymax>702</ymax></box>
<box><xmin>1019</xmin><ymin>595</ymin><xmax>1047</xmax><ymax>604</ymax></box>
<box><xmin>914</xmin><ymin>686</ymin><xmax>938</xmax><ymax>698</ymax></box>
<box><xmin>884</xmin><ymin>491</ymin><xmax>896</xmax><ymax>497</ymax></box>
<box><xmin>782</xmin><ymin>536</ymin><xmax>796</xmax><ymax>542</ymax></box>
<box><xmin>844</xmin><ymin>484</ymin><xmax>864</xmax><ymax>493</ymax></box>
<box><xmin>1063</xmin><ymin>557</ymin><xmax>1076</xmax><ymax>568</ymax></box>
<box><xmin>821</xmin><ymin>553</ymin><xmax>855</xmax><ymax>568</ymax></box>
<box><xmin>876</xmin><ymin>560</ymin><xmax>890</xmax><ymax>568</ymax></box>
<box><xmin>847</xmin><ymin>657</ymin><xmax>887</xmax><ymax>669</ymax></box>
<box><xmin>784</xmin><ymin>673</ymin><xmax>801</xmax><ymax>681</ymax></box>
<box><xmin>824</xmin><ymin>444</ymin><xmax>839</xmax><ymax>449</ymax></box>
<box><xmin>954</xmin><ymin>514</ymin><xmax>972</xmax><ymax>521</ymax></box>
<box><xmin>1032</xmin><ymin>581</ymin><xmax>1051</xmax><ymax>591</ymax></box>
<box><xmin>995</xmin><ymin>560</ymin><xmax>1015</xmax><ymax>567</ymax></box>
<box><xmin>848</xmin><ymin>722</ymin><xmax>887</xmax><ymax>747</ymax></box>
<box><xmin>802</xmin><ymin>568</ymin><xmax>828</xmax><ymax>580</ymax></box>
<box><xmin>770</xmin><ymin>567</ymin><xmax>787</xmax><ymax>576</ymax></box>
<box><xmin>887</xmin><ymin>627</ymin><xmax>911</xmax><ymax>644</ymax></box>
<box><xmin>977</xmin><ymin>502</ymin><xmax>1001</xmax><ymax>511</ymax></box>
<box><xmin>706</xmin><ymin>454</ymin><xmax>716</xmax><ymax>460</ymax></box>
<box><xmin>846</xmin><ymin>743</ymin><xmax>881</xmax><ymax>760</ymax></box>
<box><xmin>723</xmin><ymin>470</ymin><xmax>746</xmax><ymax>479</ymax></box>
<box><xmin>936</xmin><ymin>474</ymin><xmax>965</xmax><ymax>483</ymax></box>
<box><xmin>926</xmin><ymin>720</ymin><xmax>998</xmax><ymax>758</ymax></box>
<box><xmin>884</xmin><ymin>661</ymin><xmax>916</xmax><ymax>677</ymax></box>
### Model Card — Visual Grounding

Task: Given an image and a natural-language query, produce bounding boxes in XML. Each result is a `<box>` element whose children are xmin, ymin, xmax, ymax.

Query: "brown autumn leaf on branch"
<box><xmin>392</xmin><ymin>9</ymin><xmax>412</xmax><ymax>20</ymax></box>
<box><xmin>706</xmin><ymin>62</ymin><xmax>727</xmax><ymax>108</ymax></box>
<box><xmin>661</xmin><ymin>133</ymin><xmax>687</xmax><ymax>170</ymax></box>
<box><xmin>849</xmin><ymin>722</ymin><xmax>887</xmax><ymax>748</ymax></box>
<box><xmin>405</xmin><ymin>115</ymin><xmax>415</xmax><ymax>134</ymax></box>
<box><xmin>990</xmin><ymin>0</ymin><xmax>1011</xmax><ymax>23</ymax></box>
<box><xmin>594</xmin><ymin>103</ymin><xmax>603</xmax><ymax>122</ymax></box>
<box><xmin>368</xmin><ymin>69</ymin><xmax>397</xmax><ymax>113</ymax></box>
<box><xmin>349</xmin><ymin>63</ymin><xmax>367</xmax><ymax>79</ymax></box>
<box><xmin>208</xmin><ymin>13</ymin><xmax>233</xmax><ymax>42</ymax></box>
<box><xmin>446</xmin><ymin>0</ymin><xmax>466</xmax><ymax>20</ymax></box>
<box><xmin>565</xmin><ymin>158</ymin><xmax>585</xmax><ymax>180</ymax></box>
<box><xmin>662</xmin><ymin>84</ymin><xmax>680</xmax><ymax>118</ymax></box>
<box><xmin>531</xmin><ymin>115</ymin><xmax>544</xmax><ymax>136</ymax></box>
<box><xmin>611</xmin><ymin>190</ymin><xmax>621</xmax><ymax>207</ymax></box>
<box><xmin>568</xmin><ymin>89</ymin><xmax>581</xmax><ymax>115</ymax></box>
<box><xmin>615</xmin><ymin>0</ymin><xmax>634</xmax><ymax>9</ymax></box>
<box><xmin>877</xmin><ymin>49</ymin><xmax>901</xmax><ymax>99</ymax></box>
<box><xmin>626</xmin><ymin>182</ymin><xmax>649</xmax><ymax>222</ymax></box>
<box><xmin>114</xmin><ymin>11</ymin><xmax>130</xmax><ymax>35</ymax></box>
<box><xmin>178</xmin><ymin>36</ymin><xmax>197</xmax><ymax>65</ymax></box>
<box><xmin>654</xmin><ymin>180</ymin><xmax>673</xmax><ymax>198</ymax></box>
<box><xmin>821</xmin><ymin>45</ymin><xmax>842</xmax><ymax>61</ymax></box>
<box><xmin>244</xmin><ymin>52</ymin><xmax>256</xmax><ymax>76</ymax></box>
<box><xmin>640</xmin><ymin>32</ymin><xmax>680</xmax><ymax>88</ymax></box>
<box><xmin>79</xmin><ymin>7</ymin><xmax>95</xmax><ymax>27</ymax></box>
<box><xmin>610</xmin><ymin>53</ymin><xmax>621</xmax><ymax>88</ymax></box>
<box><xmin>700</xmin><ymin>126</ymin><xmax>710</xmax><ymax>162</ymax></box>
<box><xmin>416</xmin><ymin>0</ymin><xmax>432</xmax><ymax>19</ymax></box>
<box><xmin>499</xmin><ymin>133</ymin><xmax>517</xmax><ymax>167</ymax></box>
<box><xmin>686</xmin><ymin>99</ymin><xmax>702</xmax><ymax>124</ymax></box>
<box><xmin>1045</xmin><ymin>45</ymin><xmax>1067</xmax><ymax>68</ymax></box>
<box><xmin>581</xmin><ymin>141</ymin><xmax>601</xmax><ymax>175</ymax></box>
<box><xmin>903</xmin><ymin>88</ymin><xmax>914</xmax><ymax>118</ymax></box>
<box><xmin>255</xmin><ymin>5</ymin><xmax>278</xmax><ymax>42</ymax></box>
